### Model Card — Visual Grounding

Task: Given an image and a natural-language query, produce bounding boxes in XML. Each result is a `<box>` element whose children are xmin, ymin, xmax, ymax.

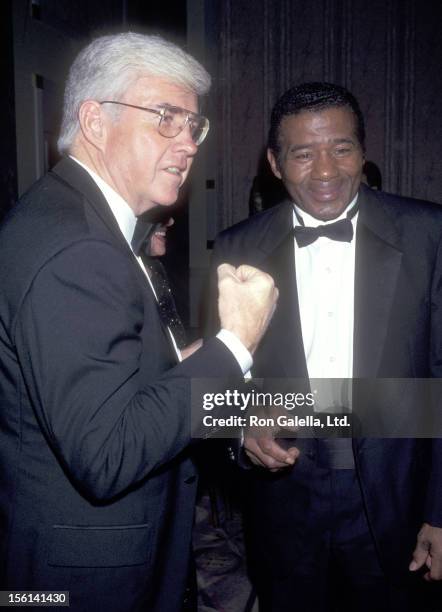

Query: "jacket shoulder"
<box><xmin>374</xmin><ymin>189</ymin><xmax>442</xmax><ymax>219</ymax></box>
<box><xmin>0</xmin><ymin>168</ymin><xmax>128</xmax><ymax>326</ymax></box>
<box><xmin>1</xmin><ymin>170</ymin><xmax>91</xmax><ymax>250</ymax></box>
<box><xmin>215</xmin><ymin>202</ymin><xmax>292</xmax><ymax>251</ymax></box>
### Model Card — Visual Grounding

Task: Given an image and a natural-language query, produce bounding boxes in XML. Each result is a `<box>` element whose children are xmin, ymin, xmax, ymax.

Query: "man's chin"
<box><xmin>140</xmin><ymin>197</ymin><xmax>177</xmax><ymax>214</ymax></box>
<box><xmin>155</xmin><ymin>188</ymin><xmax>181</xmax><ymax>207</ymax></box>
<box><xmin>302</xmin><ymin>198</ymin><xmax>350</xmax><ymax>221</ymax></box>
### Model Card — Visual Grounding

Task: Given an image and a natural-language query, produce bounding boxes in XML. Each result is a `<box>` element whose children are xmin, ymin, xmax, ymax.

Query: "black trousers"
<box><xmin>256</xmin><ymin>469</ymin><xmax>435</xmax><ymax>612</ymax></box>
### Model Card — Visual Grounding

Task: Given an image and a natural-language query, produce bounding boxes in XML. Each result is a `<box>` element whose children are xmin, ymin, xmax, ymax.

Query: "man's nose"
<box><xmin>173</xmin><ymin>124</ymin><xmax>198</xmax><ymax>155</ymax></box>
<box><xmin>311</xmin><ymin>151</ymin><xmax>338</xmax><ymax>180</ymax></box>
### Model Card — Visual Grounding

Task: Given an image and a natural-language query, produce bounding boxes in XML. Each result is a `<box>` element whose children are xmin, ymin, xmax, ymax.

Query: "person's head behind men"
<box><xmin>267</xmin><ymin>82</ymin><xmax>365</xmax><ymax>221</ymax></box>
<box><xmin>58</xmin><ymin>33</ymin><xmax>210</xmax><ymax>216</ymax></box>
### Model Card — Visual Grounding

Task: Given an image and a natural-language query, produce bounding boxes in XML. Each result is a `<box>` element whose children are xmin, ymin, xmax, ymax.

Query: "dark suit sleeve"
<box><xmin>13</xmin><ymin>239</ymin><xmax>242</xmax><ymax>501</ymax></box>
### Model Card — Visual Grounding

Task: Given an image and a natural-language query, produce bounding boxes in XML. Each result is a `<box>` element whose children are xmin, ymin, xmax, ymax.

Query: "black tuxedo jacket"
<box><xmin>209</xmin><ymin>184</ymin><xmax>442</xmax><ymax>581</ymax></box>
<box><xmin>0</xmin><ymin>158</ymin><xmax>242</xmax><ymax>611</ymax></box>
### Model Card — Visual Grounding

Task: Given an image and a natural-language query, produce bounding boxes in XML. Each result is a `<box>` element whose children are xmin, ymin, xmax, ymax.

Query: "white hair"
<box><xmin>57</xmin><ymin>32</ymin><xmax>211</xmax><ymax>154</ymax></box>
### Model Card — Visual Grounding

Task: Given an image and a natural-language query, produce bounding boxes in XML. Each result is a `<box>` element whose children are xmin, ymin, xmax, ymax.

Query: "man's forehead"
<box><xmin>279</xmin><ymin>107</ymin><xmax>358</xmax><ymax>140</ymax></box>
<box><xmin>129</xmin><ymin>74</ymin><xmax>197</xmax><ymax>104</ymax></box>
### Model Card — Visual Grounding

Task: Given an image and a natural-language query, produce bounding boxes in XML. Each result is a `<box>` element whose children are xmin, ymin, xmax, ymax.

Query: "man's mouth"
<box><xmin>164</xmin><ymin>166</ymin><xmax>183</xmax><ymax>176</ymax></box>
<box><xmin>310</xmin><ymin>185</ymin><xmax>342</xmax><ymax>201</ymax></box>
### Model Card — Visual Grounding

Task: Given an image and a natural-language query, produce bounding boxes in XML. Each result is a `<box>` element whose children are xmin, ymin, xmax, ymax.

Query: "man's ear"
<box><xmin>267</xmin><ymin>148</ymin><xmax>282</xmax><ymax>180</ymax></box>
<box><xmin>78</xmin><ymin>100</ymin><xmax>107</xmax><ymax>150</ymax></box>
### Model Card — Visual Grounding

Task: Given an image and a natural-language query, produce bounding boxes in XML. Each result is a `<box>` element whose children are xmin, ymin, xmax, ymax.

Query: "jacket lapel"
<box><xmin>50</xmin><ymin>157</ymin><xmax>128</xmax><ymax>247</ymax></box>
<box><xmin>353</xmin><ymin>186</ymin><xmax>403</xmax><ymax>378</ymax></box>
<box><xmin>51</xmin><ymin>157</ymin><xmax>180</xmax><ymax>360</ymax></box>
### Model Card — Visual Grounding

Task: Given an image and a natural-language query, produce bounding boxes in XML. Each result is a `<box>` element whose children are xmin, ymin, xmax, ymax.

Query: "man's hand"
<box><xmin>217</xmin><ymin>263</ymin><xmax>278</xmax><ymax>354</ymax></box>
<box><xmin>181</xmin><ymin>338</ymin><xmax>203</xmax><ymax>360</ymax></box>
<box><xmin>409</xmin><ymin>522</ymin><xmax>442</xmax><ymax>580</ymax></box>
<box><xmin>245</xmin><ymin>436</ymin><xmax>300</xmax><ymax>472</ymax></box>
<box><xmin>244</xmin><ymin>405</ymin><xmax>300</xmax><ymax>472</ymax></box>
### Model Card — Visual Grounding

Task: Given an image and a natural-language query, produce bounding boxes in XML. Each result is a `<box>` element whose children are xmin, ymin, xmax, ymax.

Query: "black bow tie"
<box><xmin>293</xmin><ymin>202</ymin><xmax>359</xmax><ymax>248</ymax></box>
<box><xmin>293</xmin><ymin>218</ymin><xmax>354</xmax><ymax>248</ymax></box>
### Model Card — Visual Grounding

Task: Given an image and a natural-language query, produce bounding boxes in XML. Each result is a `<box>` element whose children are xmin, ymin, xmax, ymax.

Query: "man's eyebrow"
<box><xmin>287</xmin><ymin>143</ymin><xmax>315</xmax><ymax>152</ymax></box>
<box><xmin>332</xmin><ymin>137</ymin><xmax>356</xmax><ymax>145</ymax></box>
<box><xmin>141</xmin><ymin>101</ymin><xmax>169</xmax><ymax>109</ymax></box>
<box><xmin>287</xmin><ymin>137</ymin><xmax>356</xmax><ymax>151</ymax></box>
<box><xmin>139</xmin><ymin>101</ymin><xmax>172</xmax><ymax>109</ymax></box>
<box><xmin>152</xmin><ymin>102</ymin><xmax>197</xmax><ymax>114</ymax></box>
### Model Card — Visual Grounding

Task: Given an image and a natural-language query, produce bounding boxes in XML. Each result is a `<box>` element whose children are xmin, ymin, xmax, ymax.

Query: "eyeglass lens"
<box><xmin>159</xmin><ymin>107</ymin><xmax>208</xmax><ymax>145</ymax></box>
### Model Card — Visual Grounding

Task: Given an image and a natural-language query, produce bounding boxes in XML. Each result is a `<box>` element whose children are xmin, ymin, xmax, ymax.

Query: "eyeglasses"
<box><xmin>100</xmin><ymin>101</ymin><xmax>209</xmax><ymax>146</ymax></box>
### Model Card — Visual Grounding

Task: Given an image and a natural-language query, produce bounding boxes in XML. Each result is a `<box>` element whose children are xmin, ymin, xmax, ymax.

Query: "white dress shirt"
<box><xmin>294</xmin><ymin>196</ymin><xmax>358</xmax><ymax>411</ymax></box>
<box><xmin>69</xmin><ymin>156</ymin><xmax>252</xmax><ymax>373</ymax></box>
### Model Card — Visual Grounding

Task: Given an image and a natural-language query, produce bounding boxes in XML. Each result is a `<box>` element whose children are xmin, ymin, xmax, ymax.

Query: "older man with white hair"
<box><xmin>0</xmin><ymin>33</ymin><xmax>277</xmax><ymax>611</ymax></box>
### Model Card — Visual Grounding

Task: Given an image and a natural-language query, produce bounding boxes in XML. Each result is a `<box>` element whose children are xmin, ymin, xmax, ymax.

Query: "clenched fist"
<box><xmin>217</xmin><ymin>263</ymin><xmax>278</xmax><ymax>354</ymax></box>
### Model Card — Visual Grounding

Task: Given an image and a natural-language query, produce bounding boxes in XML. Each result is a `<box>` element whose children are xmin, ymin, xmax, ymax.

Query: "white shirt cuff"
<box><xmin>216</xmin><ymin>329</ymin><xmax>253</xmax><ymax>375</ymax></box>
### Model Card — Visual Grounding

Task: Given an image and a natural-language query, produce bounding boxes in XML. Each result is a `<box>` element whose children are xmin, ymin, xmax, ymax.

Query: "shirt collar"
<box><xmin>69</xmin><ymin>155</ymin><xmax>137</xmax><ymax>248</ymax></box>
<box><xmin>293</xmin><ymin>193</ymin><xmax>359</xmax><ymax>227</ymax></box>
